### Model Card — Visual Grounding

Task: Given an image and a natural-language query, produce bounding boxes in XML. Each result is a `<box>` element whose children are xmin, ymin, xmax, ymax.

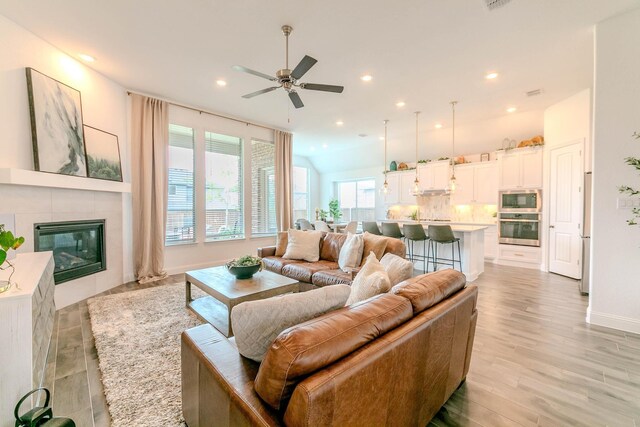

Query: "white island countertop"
<box><xmin>378</xmin><ymin>220</ymin><xmax>490</xmax><ymax>232</ymax></box>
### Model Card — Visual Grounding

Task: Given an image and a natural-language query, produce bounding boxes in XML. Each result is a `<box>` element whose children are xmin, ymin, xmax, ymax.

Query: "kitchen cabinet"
<box><xmin>417</xmin><ymin>160</ymin><xmax>450</xmax><ymax>192</ymax></box>
<box><xmin>499</xmin><ymin>147</ymin><xmax>543</xmax><ymax>189</ymax></box>
<box><xmin>384</xmin><ymin>171</ymin><xmax>416</xmax><ymax>205</ymax></box>
<box><xmin>484</xmin><ymin>225</ymin><xmax>498</xmax><ymax>260</ymax></box>
<box><xmin>451</xmin><ymin>162</ymin><xmax>498</xmax><ymax>205</ymax></box>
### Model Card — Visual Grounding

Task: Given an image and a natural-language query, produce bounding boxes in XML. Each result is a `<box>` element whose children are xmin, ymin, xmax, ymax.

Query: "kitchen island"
<box><xmin>379</xmin><ymin>220</ymin><xmax>487</xmax><ymax>281</ymax></box>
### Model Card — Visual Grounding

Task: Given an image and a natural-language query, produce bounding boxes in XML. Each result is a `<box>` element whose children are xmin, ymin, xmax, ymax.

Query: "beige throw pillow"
<box><xmin>346</xmin><ymin>252</ymin><xmax>392</xmax><ymax>305</ymax></box>
<box><xmin>283</xmin><ymin>229</ymin><xmax>322</xmax><ymax>262</ymax></box>
<box><xmin>231</xmin><ymin>285</ymin><xmax>351</xmax><ymax>362</ymax></box>
<box><xmin>275</xmin><ymin>231</ymin><xmax>288</xmax><ymax>257</ymax></box>
<box><xmin>360</xmin><ymin>232</ymin><xmax>388</xmax><ymax>266</ymax></box>
<box><xmin>380</xmin><ymin>253</ymin><xmax>414</xmax><ymax>286</ymax></box>
<box><xmin>338</xmin><ymin>233</ymin><xmax>364</xmax><ymax>273</ymax></box>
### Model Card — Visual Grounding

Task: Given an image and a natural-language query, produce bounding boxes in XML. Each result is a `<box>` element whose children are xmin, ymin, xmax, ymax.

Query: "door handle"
<box><xmin>549</xmin><ymin>225</ymin><xmax>555</xmax><ymax>228</ymax></box>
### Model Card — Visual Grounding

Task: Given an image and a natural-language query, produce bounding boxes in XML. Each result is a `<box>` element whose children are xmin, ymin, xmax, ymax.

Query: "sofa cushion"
<box><xmin>319</xmin><ymin>232</ymin><xmax>347</xmax><ymax>262</ymax></box>
<box><xmin>254</xmin><ymin>293</ymin><xmax>413</xmax><ymax>410</ymax></box>
<box><xmin>282</xmin><ymin>260</ymin><xmax>339</xmax><ymax>283</ymax></box>
<box><xmin>275</xmin><ymin>231</ymin><xmax>288</xmax><ymax>257</ymax></box>
<box><xmin>391</xmin><ymin>269</ymin><xmax>466</xmax><ymax>314</ymax></box>
<box><xmin>231</xmin><ymin>285</ymin><xmax>351</xmax><ymax>362</ymax></box>
<box><xmin>262</xmin><ymin>256</ymin><xmax>302</xmax><ymax>274</ymax></box>
<box><xmin>311</xmin><ymin>269</ymin><xmax>353</xmax><ymax>287</ymax></box>
<box><xmin>346</xmin><ymin>252</ymin><xmax>391</xmax><ymax>305</ymax></box>
<box><xmin>360</xmin><ymin>232</ymin><xmax>388</xmax><ymax>266</ymax></box>
<box><xmin>380</xmin><ymin>253</ymin><xmax>414</xmax><ymax>286</ymax></box>
<box><xmin>283</xmin><ymin>229</ymin><xmax>323</xmax><ymax>262</ymax></box>
<box><xmin>338</xmin><ymin>233</ymin><xmax>364</xmax><ymax>272</ymax></box>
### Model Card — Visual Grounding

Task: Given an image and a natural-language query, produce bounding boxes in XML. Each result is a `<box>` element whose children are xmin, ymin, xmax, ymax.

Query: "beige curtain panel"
<box><xmin>275</xmin><ymin>130</ymin><xmax>293</xmax><ymax>231</ymax></box>
<box><xmin>130</xmin><ymin>94</ymin><xmax>169</xmax><ymax>284</ymax></box>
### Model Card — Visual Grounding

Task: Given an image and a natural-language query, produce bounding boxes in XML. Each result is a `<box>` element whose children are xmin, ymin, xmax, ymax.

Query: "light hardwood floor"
<box><xmin>44</xmin><ymin>264</ymin><xmax>640</xmax><ymax>426</ymax></box>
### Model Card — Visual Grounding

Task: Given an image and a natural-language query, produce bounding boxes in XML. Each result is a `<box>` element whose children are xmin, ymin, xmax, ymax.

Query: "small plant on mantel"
<box><xmin>618</xmin><ymin>132</ymin><xmax>640</xmax><ymax>225</ymax></box>
<box><xmin>0</xmin><ymin>224</ymin><xmax>25</xmax><ymax>292</ymax></box>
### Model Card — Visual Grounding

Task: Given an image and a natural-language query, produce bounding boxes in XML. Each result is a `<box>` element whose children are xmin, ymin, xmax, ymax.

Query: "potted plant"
<box><xmin>318</xmin><ymin>209</ymin><xmax>328</xmax><ymax>222</ymax></box>
<box><xmin>0</xmin><ymin>224</ymin><xmax>25</xmax><ymax>293</ymax></box>
<box><xmin>328</xmin><ymin>199</ymin><xmax>342</xmax><ymax>223</ymax></box>
<box><xmin>226</xmin><ymin>255</ymin><xmax>263</xmax><ymax>280</ymax></box>
<box><xmin>618</xmin><ymin>131</ymin><xmax>640</xmax><ymax>225</ymax></box>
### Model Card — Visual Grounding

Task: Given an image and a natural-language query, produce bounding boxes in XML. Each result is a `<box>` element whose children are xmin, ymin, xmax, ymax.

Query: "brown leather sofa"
<box><xmin>257</xmin><ymin>232</ymin><xmax>406</xmax><ymax>288</ymax></box>
<box><xmin>181</xmin><ymin>269</ymin><xmax>478</xmax><ymax>427</ymax></box>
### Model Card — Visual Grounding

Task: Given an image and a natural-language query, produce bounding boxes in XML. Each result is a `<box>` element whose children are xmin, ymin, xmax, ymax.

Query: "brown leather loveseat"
<box><xmin>181</xmin><ymin>269</ymin><xmax>478</xmax><ymax>426</ymax></box>
<box><xmin>257</xmin><ymin>232</ymin><xmax>406</xmax><ymax>288</ymax></box>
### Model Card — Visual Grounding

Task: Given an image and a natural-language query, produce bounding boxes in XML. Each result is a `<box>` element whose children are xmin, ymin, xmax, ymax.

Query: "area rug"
<box><xmin>88</xmin><ymin>283</ymin><xmax>203</xmax><ymax>427</ymax></box>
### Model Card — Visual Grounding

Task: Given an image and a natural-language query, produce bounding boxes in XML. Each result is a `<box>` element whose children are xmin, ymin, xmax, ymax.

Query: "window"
<box><xmin>337</xmin><ymin>179</ymin><xmax>376</xmax><ymax>222</ymax></box>
<box><xmin>205</xmin><ymin>132</ymin><xmax>244</xmax><ymax>240</ymax></box>
<box><xmin>293</xmin><ymin>166</ymin><xmax>309</xmax><ymax>220</ymax></box>
<box><xmin>251</xmin><ymin>139</ymin><xmax>276</xmax><ymax>236</ymax></box>
<box><xmin>166</xmin><ymin>124</ymin><xmax>195</xmax><ymax>244</ymax></box>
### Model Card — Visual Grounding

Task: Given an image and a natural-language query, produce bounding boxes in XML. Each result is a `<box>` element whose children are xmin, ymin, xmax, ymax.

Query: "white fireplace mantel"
<box><xmin>0</xmin><ymin>168</ymin><xmax>131</xmax><ymax>193</ymax></box>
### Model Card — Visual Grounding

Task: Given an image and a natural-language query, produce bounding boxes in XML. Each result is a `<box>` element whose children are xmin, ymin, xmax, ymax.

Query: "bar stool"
<box><xmin>381</xmin><ymin>222</ymin><xmax>404</xmax><ymax>241</ymax></box>
<box><xmin>402</xmin><ymin>224</ymin><xmax>430</xmax><ymax>273</ymax></box>
<box><xmin>428</xmin><ymin>225</ymin><xmax>462</xmax><ymax>272</ymax></box>
<box><xmin>362</xmin><ymin>221</ymin><xmax>382</xmax><ymax>235</ymax></box>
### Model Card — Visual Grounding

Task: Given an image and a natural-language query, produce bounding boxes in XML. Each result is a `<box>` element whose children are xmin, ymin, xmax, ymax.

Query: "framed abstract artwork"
<box><xmin>83</xmin><ymin>125</ymin><xmax>123</xmax><ymax>182</ymax></box>
<box><xmin>26</xmin><ymin>67</ymin><xmax>87</xmax><ymax>177</ymax></box>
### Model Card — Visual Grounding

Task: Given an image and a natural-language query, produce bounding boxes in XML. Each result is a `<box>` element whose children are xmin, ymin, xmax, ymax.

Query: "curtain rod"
<box><xmin>126</xmin><ymin>90</ymin><xmax>288</xmax><ymax>133</ymax></box>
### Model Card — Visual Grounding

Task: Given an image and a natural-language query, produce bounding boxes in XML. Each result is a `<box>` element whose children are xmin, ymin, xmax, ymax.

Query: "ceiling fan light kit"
<box><xmin>233</xmin><ymin>25</ymin><xmax>344</xmax><ymax>109</ymax></box>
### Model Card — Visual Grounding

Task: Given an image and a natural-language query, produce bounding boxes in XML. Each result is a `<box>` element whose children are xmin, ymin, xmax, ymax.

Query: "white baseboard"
<box><xmin>587</xmin><ymin>308</ymin><xmax>640</xmax><ymax>335</ymax></box>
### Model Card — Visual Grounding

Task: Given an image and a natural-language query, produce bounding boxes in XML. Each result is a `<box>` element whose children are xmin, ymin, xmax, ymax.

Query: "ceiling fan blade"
<box><xmin>291</xmin><ymin>55</ymin><xmax>318</xmax><ymax>80</ymax></box>
<box><xmin>300</xmin><ymin>83</ymin><xmax>344</xmax><ymax>93</ymax></box>
<box><xmin>288</xmin><ymin>91</ymin><xmax>304</xmax><ymax>109</ymax></box>
<box><xmin>232</xmin><ymin>65</ymin><xmax>277</xmax><ymax>81</ymax></box>
<box><xmin>242</xmin><ymin>87</ymin><xmax>280</xmax><ymax>99</ymax></box>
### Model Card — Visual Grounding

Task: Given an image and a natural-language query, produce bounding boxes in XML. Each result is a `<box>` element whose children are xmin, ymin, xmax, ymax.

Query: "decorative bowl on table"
<box><xmin>226</xmin><ymin>255</ymin><xmax>263</xmax><ymax>280</ymax></box>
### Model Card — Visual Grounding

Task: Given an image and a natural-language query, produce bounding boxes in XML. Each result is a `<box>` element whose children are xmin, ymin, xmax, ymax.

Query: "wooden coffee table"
<box><xmin>185</xmin><ymin>266</ymin><xmax>299</xmax><ymax>337</ymax></box>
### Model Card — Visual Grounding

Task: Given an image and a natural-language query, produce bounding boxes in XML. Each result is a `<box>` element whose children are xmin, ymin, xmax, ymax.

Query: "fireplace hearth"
<box><xmin>34</xmin><ymin>220</ymin><xmax>106</xmax><ymax>284</ymax></box>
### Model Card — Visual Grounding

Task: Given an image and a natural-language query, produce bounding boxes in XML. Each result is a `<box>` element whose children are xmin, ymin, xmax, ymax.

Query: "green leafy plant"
<box><xmin>409</xmin><ymin>209</ymin><xmax>419</xmax><ymax>221</ymax></box>
<box><xmin>317</xmin><ymin>209</ymin><xmax>328</xmax><ymax>221</ymax></box>
<box><xmin>227</xmin><ymin>255</ymin><xmax>262</xmax><ymax>267</ymax></box>
<box><xmin>618</xmin><ymin>132</ymin><xmax>640</xmax><ymax>226</ymax></box>
<box><xmin>0</xmin><ymin>224</ymin><xmax>25</xmax><ymax>284</ymax></box>
<box><xmin>328</xmin><ymin>199</ymin><xmax>342</xmax><ymax>222</ymax></box>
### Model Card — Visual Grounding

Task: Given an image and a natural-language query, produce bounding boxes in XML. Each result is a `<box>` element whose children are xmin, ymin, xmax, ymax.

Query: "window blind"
<box><xmin>251</xmin><ymin>139</ymin><xmax>276</xmax><ymax>236</ymax></box>
<box><xmin>337</xmin><ymin>179</ymin><xmax>376</xmax><ymax>222</ymax></box>
<box><xmin>293</xmin><ymin>166</ymin><xmax>309</xmax><ymax>220</ymax></box>
<box><xmin>205</xmin><ymin>132</ymin><xmax>244</xmax><ymax>240</ymax></box>
<box><xmin>166</xmin><ymin>124</ymin><xmax>195</xmax><ymax>244</ymax></box>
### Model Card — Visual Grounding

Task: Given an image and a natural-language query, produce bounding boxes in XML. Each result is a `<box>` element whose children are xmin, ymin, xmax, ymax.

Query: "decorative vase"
<box><xmin>390</xmin><ymin>161</ymin><xmax>397</xmax><ymax>171</ymax></box>
<box><xmin>0</xmin><ymin>280</ymin><xmax>11</xmax><ymax>294</ymax></box>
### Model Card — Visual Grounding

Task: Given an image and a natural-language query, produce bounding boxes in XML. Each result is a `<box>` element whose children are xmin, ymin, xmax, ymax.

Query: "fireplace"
<box><xmin>34</xmin><ymin>220</ymin><xmax>106</xmax><ymax>284</ymax></box>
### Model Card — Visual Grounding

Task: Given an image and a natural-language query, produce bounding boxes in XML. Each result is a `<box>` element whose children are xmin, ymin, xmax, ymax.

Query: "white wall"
<box><xmin>0</xmin><ymin>15</ymin><xmax>132</xmax><ymax>306</ymax></box>
<box><xmin>542</xmin><ymin>89</ymin><xmax>592</xmax><ymax>272</ymax></box>
<box><xmin>589</xmin><ymin>7</ymin><xmax>640</xmax><ymax>334</ymax></box>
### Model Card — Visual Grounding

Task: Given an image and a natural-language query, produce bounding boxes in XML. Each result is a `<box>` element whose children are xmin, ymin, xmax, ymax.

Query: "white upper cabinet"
<box><xmin>384</xmin><ymin>172</ymin><xmax>401</xmax><ymax>204</ymax></box>
<box><xmin>451</xmin><ymin>162</ymin><xmax>498</xmax><ymax>205</ymax></box>
<box><xmin>417</xmin><ymin>161</ymin><xmax>450</xmax><ymax>192</ymax></box>
<box><xmin>498</xmin><ymin>148</ymin><xmax>543</xmax><ymax>189</ymax></box>
<box><xmin>384</xmin><ymin>171</ymin><xmax>416</xmax><ymax>205</ymax></box>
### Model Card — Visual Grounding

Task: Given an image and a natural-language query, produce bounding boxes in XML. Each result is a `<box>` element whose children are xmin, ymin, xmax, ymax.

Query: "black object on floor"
<box><xmin>14</xmin><ymin>388</ymin><xmax>76</xmax><ymax>427</ymax></box>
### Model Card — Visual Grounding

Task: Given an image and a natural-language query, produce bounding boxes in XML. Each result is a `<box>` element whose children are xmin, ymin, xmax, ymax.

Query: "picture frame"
<box><xmin>26</xmin><ymin>68</ymin><xmax>87</xmax><ymax>177</ymax></box>
<box><xmin>480</xmin><ymin>153</ymin><xmax>490</xmax><ymax>162</ymax></box>
<box><xmin>83</xmin><ymin>125</ymin><xmax>123</xmax><ymax>182</ymax></box>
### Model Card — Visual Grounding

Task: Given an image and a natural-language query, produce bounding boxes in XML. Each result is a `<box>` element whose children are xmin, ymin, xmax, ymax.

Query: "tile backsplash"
<box><xmin>386</xmin><ymin>195</ymin><xmax>497</xmax><ymax>223</ymax></box>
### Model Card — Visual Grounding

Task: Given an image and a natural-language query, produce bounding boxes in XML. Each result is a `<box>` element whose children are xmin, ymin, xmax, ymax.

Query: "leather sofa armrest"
<box><xmin>181</xmin><ymin>324</ymin><xmax>282</xmax><ymax>427</ymax></box>
<box><xmin>258</xmin><ymin>246</ymin><xmax>277</xmax><ymax>258</ymax></box>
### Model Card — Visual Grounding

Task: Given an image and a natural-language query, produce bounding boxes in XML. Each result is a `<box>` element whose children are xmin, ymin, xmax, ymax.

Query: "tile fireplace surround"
<box><xmin>0</xmin><ymin>182</ymin><xmax>127</xmax><ymax>308</ymax></box>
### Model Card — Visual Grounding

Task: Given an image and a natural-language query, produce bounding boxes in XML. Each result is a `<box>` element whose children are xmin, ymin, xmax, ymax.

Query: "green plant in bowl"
<box><xmin>226</xmin><ymin>255</ymin><xmax>263</xmax><ymax>280</ymax></box>
<box><xmin>0</xmin><ymin>224</ymin><xmax>25</xmax><ymax>293</ymax></box>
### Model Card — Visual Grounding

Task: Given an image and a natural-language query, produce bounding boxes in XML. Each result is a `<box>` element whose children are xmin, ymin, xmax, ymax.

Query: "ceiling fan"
<box><xmin>232</xmin><ymin>25</ymin><xmax>344</xmax><ymax>109</ymax></box>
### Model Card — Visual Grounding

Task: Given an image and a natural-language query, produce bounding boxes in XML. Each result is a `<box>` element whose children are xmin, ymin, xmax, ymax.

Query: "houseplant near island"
<box><xmin>226</xmin><ymin>255</ymin><xmax>263</xmax><ymax>279</ymax></box>
<box><xmin>0</xmin><ymin>224</ymin><xmax>25</xmax><ymax>293</ymax></box>
<box><xmin>328</xmin><ymin>199</ymin><xmax>342</xmax><ymax>223</ymax></box>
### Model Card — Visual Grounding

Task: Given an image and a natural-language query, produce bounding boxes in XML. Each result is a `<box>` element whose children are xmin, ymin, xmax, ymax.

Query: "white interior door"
<box><xmin>549</xmin><ymin>142</ymin><xmax>583</xmax><ymax>278</ymax></box>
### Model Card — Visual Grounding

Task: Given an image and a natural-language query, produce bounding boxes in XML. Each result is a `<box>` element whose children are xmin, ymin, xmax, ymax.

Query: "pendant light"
<box><xmin>449</xmin><ymin>101</ymin><xmax>458</xmax><ymax>193</ymax></box>
<box><xmin>413</xmin><ymin>111</ymin><xmax>421</xmax><ymax>194</ymax></box>
<box><xmin>381</xmin><ymin>119</ymin><xmax>390</xmax><ymax>195</ymax></box>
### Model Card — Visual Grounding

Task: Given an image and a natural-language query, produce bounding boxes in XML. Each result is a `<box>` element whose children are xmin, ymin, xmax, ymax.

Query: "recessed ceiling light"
<box><xmin>78</xmin><ymin>54</ymin><xmax>95</xmax><ymax>63</ymax></box>
<box><xmin>310</xmin><ymin>146</ymin><xmax>316</xmax><ymax>151</ymax></box>
<box><xmin>396</xmin><ymin>101</ymin><xmax>406</xmax><ymax>107</ymax></box>
<box><xmin>322</xmin><ymin>144</ymin><xmax>328</xmax><ymax>149</ymax></box>
<box><xmin>435</xmin><ymin>123</ymin><xmax>443</xmax><ymax>129</ymax></box>
<box><xmin>361</xmin><ymin>74</ymin><xmax>372</xmax><ymax>82</ymax></box>
<box><xmin>486</xmin><ymin>72</ymin><xmax>498</xmax><ymax>80</ymax></box>
<box><xmin>216</xmin><ymin>79</ymin><xmax>227</xmax><ymax>87</ymax></box>
<box><xmin>379</xmin><ymin>136</ymin><xmax>384</xmax><ymax>141</ymax></box>
<box><xmin>507</xmin><ymin>107</ymin><xmax>517</xmax><ymax>113</ymax></box>
<box><xmin>336</xmin><ymin>120</ymin><xmax>344</xmax><ymax>126</ymax></box>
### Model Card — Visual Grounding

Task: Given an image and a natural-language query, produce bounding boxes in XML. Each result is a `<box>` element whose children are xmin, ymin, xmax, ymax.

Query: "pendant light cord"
<box><xmin>415</xmin><ymin>111</ymin><xmax>420</xmax><ymax>179</ymax></box>
<box><xmin>450</xmin><ymin>101</ymin><xmax>457</xmax><ymax>175</ymax></box>
<box><xmin>384</xmin><ymin>120</ymin><xmax>389</xmax><ymax>176</ymax></box>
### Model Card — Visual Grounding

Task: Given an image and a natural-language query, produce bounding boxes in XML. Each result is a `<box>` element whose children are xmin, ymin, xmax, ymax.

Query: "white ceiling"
<box><xmin>1</xmin><ymin>0</ymin><xmax>638</xmax><ymax>158</ymax></box>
